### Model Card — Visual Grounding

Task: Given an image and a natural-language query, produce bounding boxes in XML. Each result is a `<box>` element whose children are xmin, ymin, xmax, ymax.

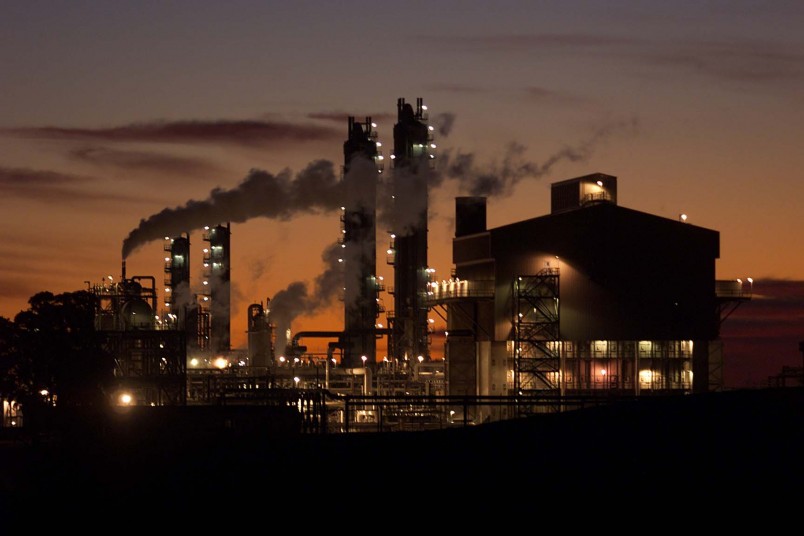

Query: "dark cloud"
<box><xmin>427</xmin><ymin>83</ymin><xmax>587</xmax><ymax>108</ymax></box>
<box><xmin>0</xmin><ymin>261</ymin><xmax>65</xmax><ymax>277</ymax></box>
<box><xmin>647</xmin><ymin>40</ymin><xmax>804</xmax><ymax>84</ymax></box>
<box><xmin>308</xmin><ymin>111</ymin><xmax>395</xmax><ymax>125</ymax></box>
<box><xmin>430</xmin><ymin>33</ymin><xmax>641</xmax><ymax>50</ymax></box>
<box><xmin>427</xmin><ymin>32</ymin><xmax>804</xmax><ymax>88</ymax></box>
<box><xmin>307</xmin><ymin>112</ymin><xmax>351</xmax><ymax>124</ymax></box>
<box><xmin>720</xmin><ymin>278</ymin><xmax>804</xmax><ymax>388</ymax></box>
<box><xmin>525</xmin><ymin>87</ymin><xmax>589</xmax><ymax>106</ymax></box>
<box><xmin>424</xmin><ymin>83</ymin><xmax>489</xmax><ymax>94</ymax></box>
<box><xmin>0</xmin><ymin>231</ymin><xmax>92</xmax><ymax>255</ymax></box>
<box><xmin>0</xmin><ymin>166</ymin><xmax>150</xmax><ymax>204</ymax></box>
<box><xmin>2</xmin><ymin>119</ymin><xmax>341</xmax><ymax>147</ymax></box>
<box><xmin>69</xmin><ymin>145</ymin><xmax>222</xmax><ymax>176</ymax></box>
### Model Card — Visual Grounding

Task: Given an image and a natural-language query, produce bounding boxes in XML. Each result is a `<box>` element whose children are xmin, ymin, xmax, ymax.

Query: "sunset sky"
<box><xmin>1</xmin><ymin>1</ymin><xmax>802</xmax><ymax>388</ymax></box>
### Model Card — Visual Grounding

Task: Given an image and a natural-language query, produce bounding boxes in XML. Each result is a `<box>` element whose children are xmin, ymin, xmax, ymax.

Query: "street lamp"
<box><xmin>361</xmin><ymin>355</ymin><xmax>367</xmax><ymax>368</ymax></box>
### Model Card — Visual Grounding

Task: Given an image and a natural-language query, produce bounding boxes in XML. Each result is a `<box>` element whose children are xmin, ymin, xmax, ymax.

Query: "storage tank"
<box><xmin>121</xmin><ymin>297</ymin><xmax>155</xmax><ymax>330</ymax></box>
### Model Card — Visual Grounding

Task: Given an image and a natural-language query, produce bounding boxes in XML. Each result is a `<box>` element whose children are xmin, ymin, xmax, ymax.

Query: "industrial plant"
<box><xmin>84</xmin><ymin>97</ymin><xmax>752</xmax><ymax>432</ymax></box>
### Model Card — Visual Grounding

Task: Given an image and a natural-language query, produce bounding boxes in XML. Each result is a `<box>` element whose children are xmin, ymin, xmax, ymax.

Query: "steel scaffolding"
<box><xmin>512</xmin><ymin>268</ymin><xmax>561</xmax><ymax>396</ymax></box>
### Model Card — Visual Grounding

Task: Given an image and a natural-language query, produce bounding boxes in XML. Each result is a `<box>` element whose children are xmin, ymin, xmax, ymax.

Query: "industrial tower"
<box><xmin>388</xmin><ymin>97</ymin><xmax>434</xmax><ymax>363</ymax></box>
<box><xmin>164</xmin><ymin>233</ymin><xmax>199</xmax><ymax>352</ymax></box>
<box><xmin>341</xmin><ymin>116</ymin><xmax>382</xmax><ymax>368</ymax></box>
<box><xmin>202</xmin><ymin>223</ymin><xmax>231</xmax><ymax>354</ymax></box>
<box><xmin>246</xmin><ymin>301</ymin><xmax>273</xmax><ymax>369</ymax></box>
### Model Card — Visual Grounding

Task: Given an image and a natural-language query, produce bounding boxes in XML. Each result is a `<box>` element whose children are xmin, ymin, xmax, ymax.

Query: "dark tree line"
<box><xmin>0</xmin><ymin>290</ymin><xmax>114</xmax><ymax>413</ymax></box>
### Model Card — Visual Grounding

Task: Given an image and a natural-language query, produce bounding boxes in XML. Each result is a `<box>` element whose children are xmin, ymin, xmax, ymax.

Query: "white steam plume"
<box><xmin>122</xmin><ymin>159</ymin><xmax>341</xmax><ymax>258</ymax></box>
<box><xmin>434</xmin><ymin>117</ymin><xmax>639</xmax><ymax>197</ymax></box>
<box><xmin>268</xmin><ymin>242</ymin><xmax>344</xmax><ymax>356</ymax></box>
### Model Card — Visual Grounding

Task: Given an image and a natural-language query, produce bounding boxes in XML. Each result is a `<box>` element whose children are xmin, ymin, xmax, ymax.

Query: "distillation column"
<box><xmin>203</xmin><ymin>223</ymin><xmax>231</xmax><ymax>353</ymax></box>
<box><xmin>390</xmin><ymin>97</ymin><xmax>434</xmax><ymax>362</ymax></box>
<box><xmin>342</xmin><ymin>116</ymin><xmax>382</xmax><ymax>368</ymax></box>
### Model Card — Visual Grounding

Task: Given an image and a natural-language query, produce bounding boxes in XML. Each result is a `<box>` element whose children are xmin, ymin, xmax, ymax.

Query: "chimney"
<box><xmin>455</xmin><ymin>197</ymin><xmax>487</xmax><ymax>237</ymax></box>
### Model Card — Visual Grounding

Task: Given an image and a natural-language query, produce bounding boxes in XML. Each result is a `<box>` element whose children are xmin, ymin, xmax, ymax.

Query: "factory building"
<box><xmin>75</xmin><ymin>99</ymin><xmax>749</xmax><ymax>431</ymax></box>
<box><xmin>433</xmin><ymin>172</ymin><xmax>748</xmax><ymax>421</ymax></box>
<box><xmin>94</xmin><ymin>263</ymin><xmax>186</xmax><ymax>406</ymax></box>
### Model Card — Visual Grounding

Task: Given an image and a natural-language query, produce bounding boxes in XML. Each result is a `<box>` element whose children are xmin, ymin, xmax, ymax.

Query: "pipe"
<box><xmin>291</xmin><ymin>331</ymin><xmax>345</xmax><ymax>347</ymax></box>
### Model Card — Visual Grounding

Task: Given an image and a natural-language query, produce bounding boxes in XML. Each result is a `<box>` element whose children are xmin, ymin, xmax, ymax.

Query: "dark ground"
<box><xmin>2</xmin><ymin>387</ymin><xmax>802</xmax><ymax>519</ymax></box>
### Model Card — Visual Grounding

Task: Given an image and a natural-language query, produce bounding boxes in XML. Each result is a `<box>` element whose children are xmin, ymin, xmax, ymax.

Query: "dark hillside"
<box><xmin>2</xmin><ymin>388</ymin><xmax>802</xmax><ymax>514</ymax></box>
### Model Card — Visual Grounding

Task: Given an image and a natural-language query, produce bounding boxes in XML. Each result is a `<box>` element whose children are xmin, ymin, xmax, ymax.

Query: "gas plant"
<box><xmin>90</xmin><ymin>97</ymin><xmax>752</xmax><ymax>432</ymax></box>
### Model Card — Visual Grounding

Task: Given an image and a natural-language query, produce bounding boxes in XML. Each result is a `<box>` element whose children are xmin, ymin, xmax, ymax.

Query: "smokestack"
<box><xmin>121</xmin><ymin>259</ymin><xmax>127</xmax><ymax>281</ymax></box>
<box><xmin>455</xmin><ymin>197</ymin><xmax>487</xmax><ymax>237</ymax></box>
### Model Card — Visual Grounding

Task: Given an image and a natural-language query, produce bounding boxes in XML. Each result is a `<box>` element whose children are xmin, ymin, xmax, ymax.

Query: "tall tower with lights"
<box><xmin>164</xmin><ymin>233</ymin><xmax>199</xmax><ymax>353</ymax></box>
<box><xmin>389</xmin><ymin>97</ymin><xmax>434</xmax><ymax>363</ymax></box>
<box><xmin>202</xmin><ymin>223</ymin><xmax>231</xmax><ymax>354</ymax></box>
<box><xmin>342</xmin><ymin>116</ymin><xmax>383</xmax><ymax>368</ymax></box>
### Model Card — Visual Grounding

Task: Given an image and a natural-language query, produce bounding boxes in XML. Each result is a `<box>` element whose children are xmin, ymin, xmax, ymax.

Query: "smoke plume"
<box><xmin>268</xmin><ymin>242</ymin><xmax>344</xmax><ymax>355</ymax></box>
<box><xmin>122</xmin><ymin>159</ymin><xmax>341</xmax><ymax>258</ymax></box>
<box><xmin>432</xmin><ymin>112</ymin><xmax>456</xmax><ymax>137</ymax></box>
<box><xmin>123</xmin><ymin>112</ymin><xmax>637</xmax><ymax>348</ymax></box>
<box><xmin>434</xmin><ymin>117</ymin><xmax>639</xmax><ymax>197</ymax></box>
<box><xmin>267</xmin><ymin>157</ymin><xmax>380</xmax><ymax>354</ymax></box>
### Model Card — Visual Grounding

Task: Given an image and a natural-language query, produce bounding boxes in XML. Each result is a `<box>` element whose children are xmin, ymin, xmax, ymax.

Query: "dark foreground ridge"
<box><xmin>2</xmin><ymin>388</ymin><xmax>802</xmax><ymax>512</ymax></box>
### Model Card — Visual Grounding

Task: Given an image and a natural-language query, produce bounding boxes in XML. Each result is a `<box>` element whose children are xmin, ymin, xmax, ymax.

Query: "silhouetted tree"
<box><xmin>13</xmin><ymin>290</ymin><xmax>113</xmax><ymax>409</ymax></box>
<box><xmin>0</xmin><ymin>316</ymin><xmax>20</xmax><ymax>401</ymax></box>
